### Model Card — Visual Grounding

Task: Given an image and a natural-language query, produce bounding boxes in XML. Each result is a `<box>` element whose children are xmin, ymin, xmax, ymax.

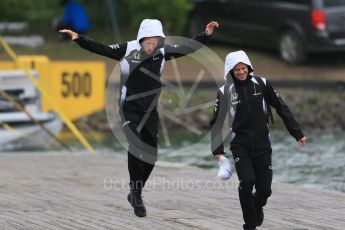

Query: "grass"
<box><xmin>2</xmin><ymin>25</ymin><xmax>345</xmax><ymax>63</ymax></box>
<box><xmin>2</xmin><ymin>27</ymin><xmax>345</xmax><ymax>82</ymax></box>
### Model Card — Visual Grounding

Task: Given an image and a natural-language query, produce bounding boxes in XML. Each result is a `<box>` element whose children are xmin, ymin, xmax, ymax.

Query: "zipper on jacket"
<box><xmin>243</xmin><ymin>84</ymin><xmax>255</xmax><ymax>145</ymax></box>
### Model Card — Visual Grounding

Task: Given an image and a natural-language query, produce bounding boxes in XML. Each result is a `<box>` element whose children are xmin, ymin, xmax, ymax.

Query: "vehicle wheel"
<box><xmin>279</xmin><ymin>30</ymin><xmax>306</xmax><ymax>64</ymax></box>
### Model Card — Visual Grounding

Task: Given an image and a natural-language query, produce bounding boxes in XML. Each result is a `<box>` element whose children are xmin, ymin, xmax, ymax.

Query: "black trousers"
<box><xmin>231</xmin><ymin>144</ymin><xmax>273</xmax><ymax>230</ymax></box>
<box><xmin>121</xmin><ymin>109</ymin><xmax>159</xmax><ymax>190</ymax></box>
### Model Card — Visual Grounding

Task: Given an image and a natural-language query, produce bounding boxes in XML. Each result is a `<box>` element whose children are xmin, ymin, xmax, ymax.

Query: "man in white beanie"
<box><xmin>210</xmin><ymin>50</ymin><xmax>306</xmax><ymax>230</ymax></box>
<box><xmin>60</xmin><ymin>19</ymin><xmax>219</xmax><ymax>218</ymax></box>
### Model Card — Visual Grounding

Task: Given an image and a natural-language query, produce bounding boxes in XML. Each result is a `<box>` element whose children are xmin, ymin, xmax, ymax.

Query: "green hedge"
<box><xmin>0</xmin><ymin>0</ymin><xmax>193</xmax><ymax>35</ymax></box>
<box><xmin>0</xmin><ymin>0</ymin><xmax>60</xmax><ymax>24</ymax></box>
<box><xmin>123</xmin><ymin>0</ymin><xmax>193</xmax><ymax>34</ymax></box>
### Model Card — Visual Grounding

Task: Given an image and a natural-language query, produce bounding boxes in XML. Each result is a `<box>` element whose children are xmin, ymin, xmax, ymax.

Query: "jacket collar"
<box><xmin>232</xmin><ymin>74</ymin><xmax>253</xmax><ymax>86</ymax></box>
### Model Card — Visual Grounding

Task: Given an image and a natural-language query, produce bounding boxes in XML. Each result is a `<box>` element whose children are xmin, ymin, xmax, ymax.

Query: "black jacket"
<box><xmin>75</xmin><ymin>33</ymin><xmax>209</xmax><ymax>112</ymax></box>
<box><xmin>210</xmin><ymin>75</ymin><xmax>304</xmax><ymax>155</ymax></box>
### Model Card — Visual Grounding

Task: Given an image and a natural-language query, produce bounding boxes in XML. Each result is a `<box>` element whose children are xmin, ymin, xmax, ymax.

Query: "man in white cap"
<box><xmin>210</xmin><ymin>50</ymin><xmax>306</xmax><ymax>230</ymax></box>
<box><xmin>60</xmin><ymin>19</ymin><xmax>219</xmax><ymax>217</ymax></box>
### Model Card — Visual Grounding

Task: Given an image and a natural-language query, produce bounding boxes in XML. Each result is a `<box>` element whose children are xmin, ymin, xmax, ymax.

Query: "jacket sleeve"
<box><xmin>210</xmin><ymin>88</ymin><xmax>228</xmax><ymax>156</ymax></box>
<box><xmin>265</xmin><ymin>81</ymin><xmax>304</xmax><ymax>141</ymax></box>
<box><xmin>75</xmin><ymin>34</ymin><xmax>127</xmax><ymax>61</ymax></box>
<box><xmin>164</xmin><ymin>32</ymin><xmax>209</xmax><ymax>60</ymax></box>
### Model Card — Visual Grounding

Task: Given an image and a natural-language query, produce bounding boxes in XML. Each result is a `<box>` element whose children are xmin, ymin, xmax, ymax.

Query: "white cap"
<box><xmin>224</xmin><ymin>50</ymin><xmax>254</xmax><ymax>79</ymax></box>
<box><xmin>137</xmin><ymin>19</ymin><xmax>165</xmax><ymax>41</ymax></box>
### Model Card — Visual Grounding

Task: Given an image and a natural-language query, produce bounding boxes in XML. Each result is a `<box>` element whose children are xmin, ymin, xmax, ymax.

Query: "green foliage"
<box><xmin>0</xmin><ymin>0</ymin><xmax>60</xmax><ymax>25</ymax></box>
<box><xmin>0</xmin><ymin>0</ymin><xmax>193</xmax><ymax>35</ymax></box>
<box><xmin>123</xmin><ymin>0</ymin><xmax>193</xmax><ymax>34</ymax></box>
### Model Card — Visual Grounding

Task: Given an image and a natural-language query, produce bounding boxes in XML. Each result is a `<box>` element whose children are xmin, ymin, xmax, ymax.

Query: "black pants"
<box><xmin>122</xmin><ymin>109</ymin><xmax>159</xmax><ymax>190</ymax></box>
<box><xmin>231</xmin><ymin>144</ymin><xmax>273</xmax><ymax>230</ymax></box>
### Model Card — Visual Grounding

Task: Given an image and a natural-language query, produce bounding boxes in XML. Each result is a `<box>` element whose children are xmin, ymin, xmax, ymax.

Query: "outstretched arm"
<box><xmin>164</xmin><ymin>21</ymin><xmax>219</xmax><ymax>60</ymax></box>
<box><xmin>210</xmin><ymin>87</ymin><xmax>228</xmax><ymax>159</ymax></box>
<box><xmin>265</xmin><ymin>81</ymin><xmax>306</xmax><ymax>147</ymax></box>
<box><xmin>59</xmin><ymin>29</ymin><xmax>126</xmax><ymax>61</ymax></box>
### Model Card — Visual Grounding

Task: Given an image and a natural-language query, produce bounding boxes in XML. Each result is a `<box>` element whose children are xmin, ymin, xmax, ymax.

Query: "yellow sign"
<box><xmin>49</xmin><ymin>61</ymin><xmax>105</xmax><ymax>120</ymax></box>
<box><xmin>0</xmin><ymin>37</ymin><xmax>102</xmax><ymax>153</ymax></box>
<box><xmin>0</xmin><ymin>61</ymin><xmax>15</xmax><ymax>70</ymax></box>
<box><xmin>0</xmin><ymin>56</ymin><xmax>105</xmax><ymax>121</ymax></box>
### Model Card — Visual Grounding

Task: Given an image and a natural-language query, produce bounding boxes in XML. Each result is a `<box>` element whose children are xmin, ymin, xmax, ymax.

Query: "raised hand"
<box><xmin>59</xmin><ymin>29</ymin><xmax>79</xmax><ymax>41</ymax></box>
<box><xmin>205</xmin><ymin>21</ymin><xmax>220</xmax><ymax>36</ymax></box>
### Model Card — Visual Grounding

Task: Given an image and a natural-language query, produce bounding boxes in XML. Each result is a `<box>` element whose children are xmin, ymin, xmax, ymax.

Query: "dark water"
<box><xmin>94</xmin><ymin>129</ymin><xmax>345</xmax><ymax>193</ymax></box>
<box><xmin>2</xmin><ymin>129</ymin><xmax>345</xmax><ymax>193</ymax></box>
<box><xmin>270</xmin><ymin>130</ymin><xmax>345</xmax><ymax>193</ymax></box>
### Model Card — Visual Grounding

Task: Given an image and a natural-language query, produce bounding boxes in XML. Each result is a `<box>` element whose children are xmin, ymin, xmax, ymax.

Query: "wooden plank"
<box><xmin>0</xmin><ymin>153</ymin><xmax>344</xmax><ymax>230</ymax></box>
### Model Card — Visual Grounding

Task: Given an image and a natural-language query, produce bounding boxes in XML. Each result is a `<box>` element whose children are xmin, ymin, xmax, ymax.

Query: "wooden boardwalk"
<box><xmin>0</xmin><ymin>152</ymin><xmax>344</xmax><ymax>230</ymax></box>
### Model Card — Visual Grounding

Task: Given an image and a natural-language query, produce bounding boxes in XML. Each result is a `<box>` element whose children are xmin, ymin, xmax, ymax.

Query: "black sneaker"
<box><xmin>127</xmin><ymin>189</ymin><xmax>147</xmax><ymax>217</ymax></box>
<box><xmin>255</xmin><ymin>205</ymin><xmax>264</xmax><ymax>226</ymax></box>
<box><xmin>243</xmin><ymin>225</ymin><xmax>257</xmax><ymax>230</ymax></box>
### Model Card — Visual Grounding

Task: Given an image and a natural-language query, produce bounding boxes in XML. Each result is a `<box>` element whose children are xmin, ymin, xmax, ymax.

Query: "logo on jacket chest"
<box><xmin>131</xmin><ymin>52</ymin><xmax>141</xmax><ymax>63</ymax></box>
<box><xmin>231</xmin><ymin>92</ymin><xmax>241</xmax><ymax>105</ymax></box>
<box><xmin>133</xmin><ymin>52</ymin><xmax>141</xmax><ymax>60</ymax></box>
<box><xmin>153</xmin><ymin>50</ymin><xmax>161</xmax><ymax>61</ymax></box>
<box><xmin>130</xmin><ymin>50</ymin><xmax>162</xmax><ymax>64</ymax></box>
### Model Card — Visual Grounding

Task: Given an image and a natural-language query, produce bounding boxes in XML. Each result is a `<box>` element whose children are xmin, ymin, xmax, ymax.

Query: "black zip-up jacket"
<box><xmin>210</xmin><ymin>75</ymin><xmax>304</xmax><ymax>155</ymax></box>
<box><xmin>75</xmin><ymin>33</ymin><xmax>209</xmax><ymax>112</ymax></box>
